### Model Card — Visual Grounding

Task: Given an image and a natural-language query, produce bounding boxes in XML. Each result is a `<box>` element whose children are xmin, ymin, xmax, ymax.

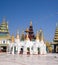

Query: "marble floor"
<box><xmin>0</xmin><ymin>53</ymin><xmax>58</xmax><ymax>65</ymax></box>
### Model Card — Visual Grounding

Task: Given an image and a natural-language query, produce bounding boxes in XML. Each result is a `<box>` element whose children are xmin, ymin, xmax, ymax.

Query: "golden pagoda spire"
<box><xmin>21</xmin><ymin>30</ymin><xmax>25</xmax><ymax>41</ymax></box>
<box><xmin>39</xmin><ymin>29</ymin><xmax>44</xmax><ymax>41</ymax></box>
<box><xmin>36</xmin><ymin>31</ymin><xmax>39</xmax><ymax>40</ymax></box>
<box><xmin>11</xmin><ymin>34</ymin><xmax>15</xmax><ymax>43</ymax></box>
<box><xmin>16</xmin><ymin>29</ymin><xmax>19</xmax><ymax>39</ymax></box>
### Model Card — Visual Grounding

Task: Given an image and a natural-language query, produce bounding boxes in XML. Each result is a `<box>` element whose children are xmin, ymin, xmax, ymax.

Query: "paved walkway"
<box><xmin>0</xmin><ymin>53</ymin><xmax>58</xmax><ymax>65</ymax></box>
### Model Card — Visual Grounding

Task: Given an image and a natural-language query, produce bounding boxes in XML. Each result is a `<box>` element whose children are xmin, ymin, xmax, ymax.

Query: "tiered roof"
<box><xmin>25</xmin><ymin>21</ymin><xmax>35</xmax><ymax>40</ymax></box>
<box><xmin>0</xmin><ymin>18</ymin><xmax>10</xmax><ymax>40</ymax></box>
<box><xmin>53</xmin><ymin>23</ymin><xmax>58</xmax><ymax>44</ymax></box>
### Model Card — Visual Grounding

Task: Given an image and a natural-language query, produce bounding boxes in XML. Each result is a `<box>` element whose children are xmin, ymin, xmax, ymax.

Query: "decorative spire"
<box><xmin>21</xmin><ymin>31</ymin><xmax>25</xmax><ymax>41</ymax></box>
<box><xmin>36</xmin><ymin>31</ymin><xmax>39</xmax><ymax>40</ymax></box>
<box><xmin>54</xmin><ymin>23</ymin><xmax>58</xmax><ymax>43</ymax></box>
<box><xmin>30</xmin><ymin>21</ymin><xmax>32</xmax><ymax>26</ymax></box>
<box><xmin>39</xmin><ymin>29</ymin><xmax>44</xmax><ymax>41</ymax></box>
<box><xmin>16</xmin><ymin>29</ymin><xmax>19</xmax><ymax>39</ymax></box>
<box><xmin>26</xmin><ymin>33</ymin><xmax>29</xmax><ymax>40</ymax></box>
<box><xmin>41</xmin><ymin>32</ymin><xmax>44</xmax><ymax>41</ymax></box>
<box><xmin>11</xmin><ymin>34</ymin><xmax>15</xmax><ymax>43</ymax></box>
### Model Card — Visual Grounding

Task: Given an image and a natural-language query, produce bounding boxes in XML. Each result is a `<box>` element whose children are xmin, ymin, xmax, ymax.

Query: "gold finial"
<box><xmin>30</xmin><ymin>21</ymin><xmax>32</xmax><ymax>26</ymax></box>
<box><xmin>11</xmin><ymin>34</ymin><xmax>15</xmax><ymax>43</ymax></box>
<box><xmin>36</xmin><ymin>31</ymin><xmax>39</xmax><ymax>40</ymax></box>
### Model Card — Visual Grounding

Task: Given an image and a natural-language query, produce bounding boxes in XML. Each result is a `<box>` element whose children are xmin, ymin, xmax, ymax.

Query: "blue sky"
<box><xmin>0</xmin><ymin>0</ymin><xmax>58</xmax><ymax>41</ymax></box>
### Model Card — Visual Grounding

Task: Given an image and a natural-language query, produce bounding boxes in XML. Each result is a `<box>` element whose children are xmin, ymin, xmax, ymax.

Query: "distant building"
<box><xmin>0</xmin><ymin>18</ymin><xmax>47</xmax><ymax>55</ymax></box>
<box><xmin>25</xmin><ymin>21</ymin><xmax>35</xmax><ymax>41</ymax></box>
<box><xmin>0</xmin><ymin>18</ymin><xmax>11</xmax><ymax>52</ymax></box>
<box><xmin>10</xmin><ymin>29</ymin><xmax>47</xmax><ymax>55</ymax></box>
<box><xmin>52</xmin><ymin>24</ymin><xmax>58</xmax><ymax>53</ymax></box>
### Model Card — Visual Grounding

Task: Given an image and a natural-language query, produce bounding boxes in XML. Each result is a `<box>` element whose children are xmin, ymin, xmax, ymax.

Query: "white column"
<box><xmin>12</xmin><ymin>46</ymin><xmax>14</xmax><ymax>55</ymax></box>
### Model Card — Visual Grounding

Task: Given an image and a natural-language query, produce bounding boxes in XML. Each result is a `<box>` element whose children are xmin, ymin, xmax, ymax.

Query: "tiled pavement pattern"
<box><xmin>0</xmin><ymin>53</ymin><xmax>58</xmax><ymax>65</ymax></box>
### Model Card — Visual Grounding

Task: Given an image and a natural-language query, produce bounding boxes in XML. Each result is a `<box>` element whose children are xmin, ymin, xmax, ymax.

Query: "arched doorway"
<box><xmin>0</xmin><ymin>44</ymin><xmax>8</xmax><ymax>53</ymax></box>
<box><xmin>20</xmin><ymin>48</ymin><xmax>23</xmax><ymax>54</ymax></box>
<box><xmin>27</xmin><ymin>47</ymin><xmax>30</xmax><ymax>55</ymax></box>
<box><xmin>14</xmin><ymin>46</ymin><xmax>17</xmax><ymax>54</ymax></box>
<box><xmin>37</xmin><ymin>47</ymin><xmax>40</xmax><ymax>54</ymax></box>
<box><xmin>0</xmin><ymin>46</ymin><xmax>7</xmax><ymax>52</ymax></box>
<box><xmin>10</xmin><ymin>46</ymin><xmax>17</xmax><ymax>54</ymax></box>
